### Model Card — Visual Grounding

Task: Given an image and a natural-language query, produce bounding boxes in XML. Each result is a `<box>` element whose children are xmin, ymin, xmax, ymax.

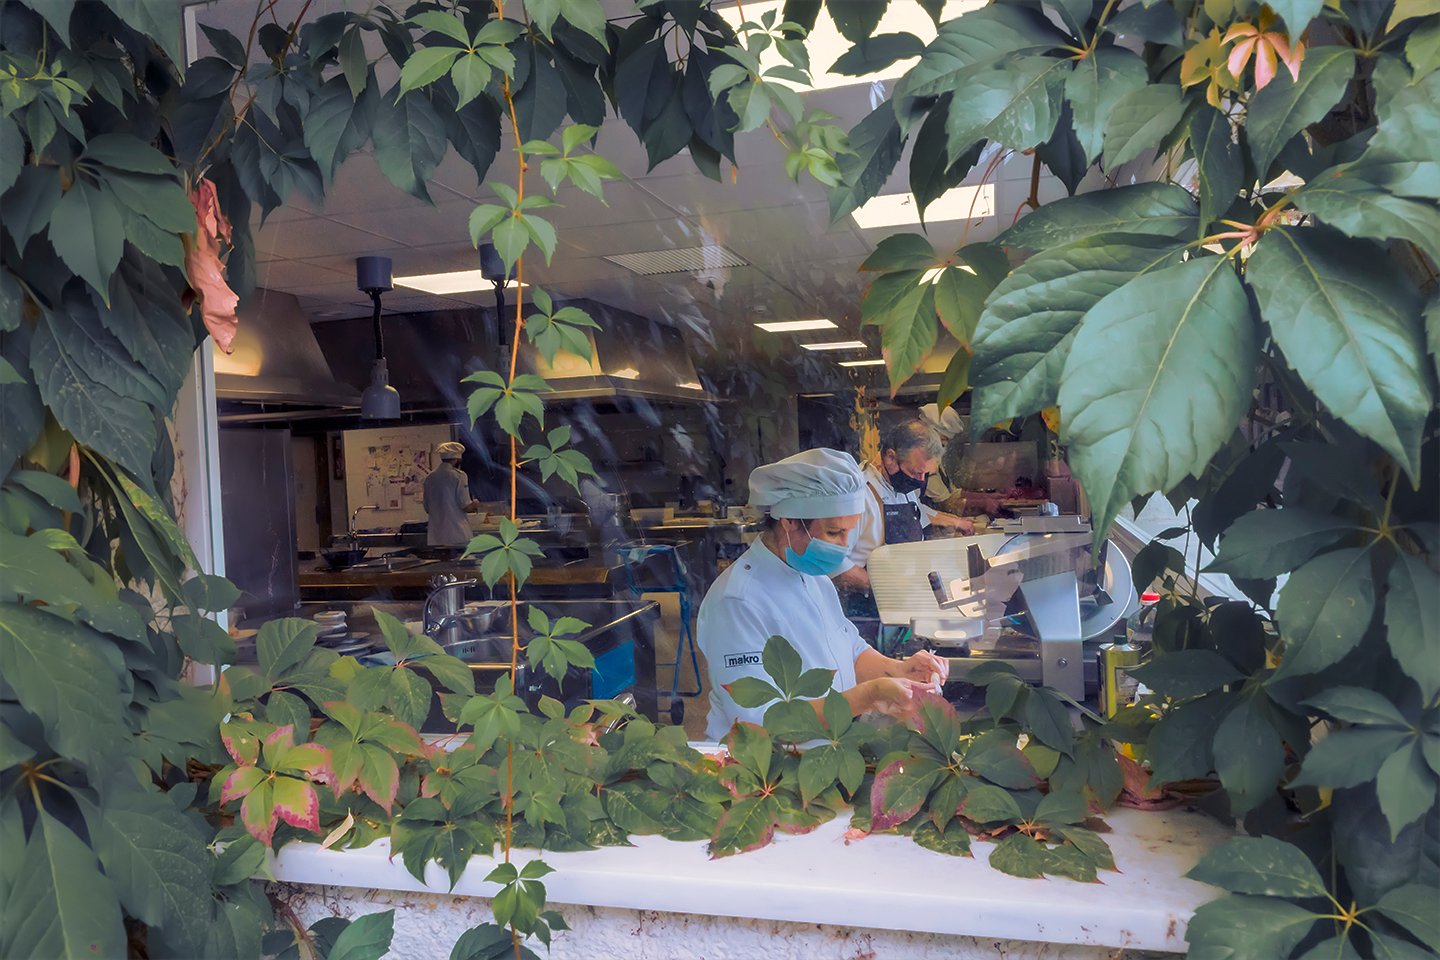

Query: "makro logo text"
<box><xmin>724</xmin><ymin>651</ymin><xmax>762</xmax><ymax>669</ymax></box>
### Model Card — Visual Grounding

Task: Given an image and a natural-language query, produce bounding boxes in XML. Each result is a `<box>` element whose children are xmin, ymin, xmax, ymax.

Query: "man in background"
<box><xmin>424</xmin><ymin>441</ymin><xmax>480</xmax><ymax>547</ymax></box>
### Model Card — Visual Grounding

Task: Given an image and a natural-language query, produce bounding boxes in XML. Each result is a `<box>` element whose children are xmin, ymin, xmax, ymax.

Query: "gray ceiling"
<box><xmin>189</xmin><ymin>1</ymin><xmax>1067</xmax><ymax>371</ymax></box>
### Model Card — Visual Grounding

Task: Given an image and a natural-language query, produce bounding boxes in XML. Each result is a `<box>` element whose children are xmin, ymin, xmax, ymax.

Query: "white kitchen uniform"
<box><xmin>423</xmin><ymin>461</ymin><xmax>472</xmax><ymax>546</ymax></box>
<box><xmin>842</xmin><ymin>462</ymin><xmax>937</xmax><ymax>573</ymax></box>
<box><xmin>698</xmin><ymin>538</ymin><xmax>870</xmax><ymax>740</ymax></box>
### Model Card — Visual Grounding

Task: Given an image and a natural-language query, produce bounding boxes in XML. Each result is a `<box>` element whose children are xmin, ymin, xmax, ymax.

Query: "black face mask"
<box><xmin>887</xmin><ymin>464</ymin><xmax>927</xmax><ymax>495</ymax></box>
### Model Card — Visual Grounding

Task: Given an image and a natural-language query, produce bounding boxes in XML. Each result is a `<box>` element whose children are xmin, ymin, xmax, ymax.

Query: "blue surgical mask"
<box><xmin>783</xmin><ymin>524</ymin><xmax>850</xmax><ymax>577</ymax></box>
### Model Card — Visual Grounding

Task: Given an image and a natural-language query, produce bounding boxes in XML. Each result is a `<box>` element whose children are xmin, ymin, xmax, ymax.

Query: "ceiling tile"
<box><xmin>253</xmin><ymin>216</ymin><xmax>402</xmax><ymax>261</ymax></box>
<box><xmin>558</xmin><ymin>218</ymin><xmax>721</xmax><ymax>259</ymax></box>
<box><xmin>255</xmin><ymin>258</ymin><xmax>351</xmax><ymax>289</ymax></box>
<box><xmin>327</xmin><ymin>200</ymin><xmax>476</xmax><ymax>248</ymax></box>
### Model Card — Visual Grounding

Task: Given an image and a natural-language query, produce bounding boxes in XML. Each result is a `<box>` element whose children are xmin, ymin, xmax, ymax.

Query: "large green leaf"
<box><xmin>1058</xmin><ymin>255</ymin><xmax>1257</xmax><ymax>535</ymax></box>
<box><xmin>1100</xmin><ymin>83</ymin><xmax>1186</xmax><ymax>170</ymax></box>
<box><xmin>304</xmin><ymin>74</ymin><xmax>375</xmax><ymax>180</ymax></box>
<box><xmin>1248</xmin><ymin>226</ymin><xmax>1431</xmax><ymax>479</ymax></box>
<box><xmin>328</xmin><ymin>909</ymin><xmax>396</xmax><ymax>960</ymax></box>
<box><xmin>80</xmin><ymin>789</ymin><xmax>212</xmax><ymax>956</ymax></box>
<box><xmin>944</xmin><ymin>55</ymin><xmax>1069</xmax><ymax>157</ymax></box>
<box><xmin>1292</xmin><ymin>727</ymin><xmax>1409</xmax><ymax>789</ymax></box>
<box><xmin>829</xmin><ymin>101</ymin><xmax>903</xmax><ymax>222</ymax></box>
<box><xmin>971</xmin><ymin>232</ymin><xmax>1181</xmax><ymax>428</ymax></box>
<box><xmin>0</xmin><ymin>811</ymin><xmax>126</xmax><ymax>959</ymax></box>
<box><xmin>1065</xmin><ymin>46</ymin><xmax>1147</xmax><ymax>164</ymax></box>
<box><xmin>1147</xmin><ymin>691</ymin><xmax>1232</xmax><ymax>785</ymax></box>
<box><xmin>48</xmin><ymin>180</ymin><xmax>125</xmax><ymax>303</ymax></box>
<box><xmin>1273</xmin><ymin>547</ymin><xmax>1376</xmax><ymax>680</ymax></box>
<box><xmin>1212</xmin><ymin>693</ymin><xmax>1285</xmax><ymax>816</ymax></box>
<box><xmin>1384</xmin><ymin>550</ymin><xmax>1440</xmax><ymax>702</ymax></box>
<box><xmin>372</xmin><ymin>85</ymin><xmax>447</xmax><ymax>202</ymax></box>
<box><xmin>1185</xmin><ymin>895</ymin><xmax>1317</xmax><ymax>960</ymax></box>
<box><xmin>999</xmin><ymin>182</ymin><xmax>1198</xmax><ymax>249</ymax></box>
<box><xmin>95</xmin><ymin>253</ymin><xmax>195</xmax><ymax>402</ymax></box>
<box><xmin>1207</xmin><ymin>507</ymin><xmax>1359</xmax><ymax>578</ymax></box>
<box><xmin>514</xmin><ymin>44</ymin><xmax>569</xmax><ymax>145</ymax></box>
<box><xmin>1376</xmin><ymin>741</ymin><xmax>1435</xmax><ymax>840</ymax></box>
<box><xmin>257</xmin><ymin>617</ymin><xmax>319</xmax><ymax>681</ymax></box>
<box><xmin>1347</xmin><ymin>70</ymin><xmax>1440</xmax><ymax>199</ymax></box>
<box><xmin>1375</xmin><ymin>884</ymin><xmax>1440</xmax><ymax>953</ymax></box>
<box><xmin>1246</xmin><ymin>46</ymin><xmax>1356</xmax><ymax>177</ymax></box>
<box><xmin>99</xmin><ymin>0</ymin><xmax>184</xmax><ymax>64</ymax></box>
<box><xmin>1190</xmin><ymin>108</ymin><xmax>1242</xmax><ymax>231</ymax></box>
<box><xmin>879</xmin><ymin>284</ymin><xmax>937</xmax><ymax>391</ymax></box>
<box><xmin>29</xmin><ymin>310</ymin><xmax>155</xmax><ymax>481</ymax></box>
<box><xmin>0</xmin><ymin>603</ymin><xmax>128</xmax><ymax>770</ymax></box>
<box><xmin>1128</xmin><ymin>650</ymin><xmax>1243</xmax><ymax>699</ymax></box>
<box><xmin>1294</xmin><ymin>173</ymin><xmax>1440</xmax><ymax>266</ymax></box>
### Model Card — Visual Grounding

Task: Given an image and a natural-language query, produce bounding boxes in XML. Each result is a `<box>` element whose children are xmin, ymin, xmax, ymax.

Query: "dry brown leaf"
<box><xmin>184</xmin><ymin>178</ymin><xmax>240</xmax><ymax>354</ymax></box>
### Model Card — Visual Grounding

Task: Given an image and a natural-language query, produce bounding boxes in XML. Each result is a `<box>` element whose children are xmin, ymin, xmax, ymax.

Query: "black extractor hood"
<box><xmin>214</xmin><ymin>288</ymin><xmax>362</xmax><ymax>407</ymax></box>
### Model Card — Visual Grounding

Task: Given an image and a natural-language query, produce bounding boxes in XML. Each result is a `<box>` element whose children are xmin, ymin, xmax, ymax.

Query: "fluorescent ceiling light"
<box><xmin>839</xmin><ymin>358</ymin><xmax>886</xmax><ymax>367</ymax></box>
<box><xmin>676</xmin><ymin>380</ymin><xmax>704</xmax><ymax>390</ymax></box>
<box><xmin>755</xmin><ymin>319</ymin><xmax>837</xmax><ymax>333</ymax></box>
<box><xmin>393</xmin><ymin>270</ymin><xmax>527</xmax><ymax>295</ymax></box>
<box><xmin>718</xmin><ymin>1</ymin><xmax>986</xmax><ymax>91</ymax></box>
<box><xmin>801</xmin><ymin>340</ymin><xmax>868</xmax><ymax>351</ymax></box>
<box><xmin>920</xmin><ymin>265</ymin><xmax>977</xmax><ymax>284</ymax></box>
<box><xmin>611</xmin><ymin>367</ymin><xmax>641</xmax><ymax>380</ymax></box>
<box><xmin>852</xmin><ymin>184</ymin><xmax>996</xmax><ymax>229</ymax></box>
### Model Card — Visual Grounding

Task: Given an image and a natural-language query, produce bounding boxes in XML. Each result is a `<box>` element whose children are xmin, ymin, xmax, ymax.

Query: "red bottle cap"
<box><xmin>1141</xmin><ymin>591</ymin><xmax>1161</xmax><ymax>604</ymax></box>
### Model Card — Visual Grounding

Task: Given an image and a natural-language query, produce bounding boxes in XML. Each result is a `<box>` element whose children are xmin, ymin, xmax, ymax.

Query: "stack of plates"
<box><xmin>311</xmin><ymin>610</ymin><xmax>373</xmax><ymax>656</ymax></box>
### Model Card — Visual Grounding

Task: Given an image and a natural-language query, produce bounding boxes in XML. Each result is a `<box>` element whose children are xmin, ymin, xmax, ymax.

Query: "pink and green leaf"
<box><xmin>357</xmin><ymin>745</ymin><xmax>401</xmax><ymax>812</ymax></box>
<box><xmin>240</xmin><ymin>779</ymin><xmax>277</xmax><ymax>846</ymax></box>
<box><xmin>220</xmin><ymin>720</ymin><xmax>263</xmax><ymax>765</ymax></box>
<box><xmin>271</xmin><ymin>776</ymin><xmax>322</xmax><ymax>834</ymax></box>
<box><xmin>220</xmin><ymin>765</ymin><xmax>266</xmax><ymax>805</ymax></box>
<box><xmin>275</xmin><ymin>742</ymin><xmax>335</xmax><ymax>787</ymax></box>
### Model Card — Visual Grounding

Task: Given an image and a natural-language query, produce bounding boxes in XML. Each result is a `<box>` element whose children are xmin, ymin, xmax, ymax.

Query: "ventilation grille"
<box><xmin>603</xmin><ymin>245</ymin><xmax>748</xmax><ymax>276</ymax></box>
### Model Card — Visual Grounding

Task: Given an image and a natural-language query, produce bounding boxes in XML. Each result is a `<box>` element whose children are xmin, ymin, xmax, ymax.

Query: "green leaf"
<box><xmin>388</xmin><ymin>667</ymin><xmax>433</xmax><ymax>731</ymax></box>
<box><xmin>1384</xmin><ymin>550</ymin><xmax>1440</xmax><ymax>703</ymax></box>
<box><xmin>1207</xmin><ymin>507</ymin><xmax>1359</xmax><ymax>579</ymax></box>
<box><xmin>724</xmin><ymin>722</ymin><xmax>773</xmax><ymax>782</ymax></box>
<box><xmin>1147</xmin><ymin>692</ymin><xmax>1232</xmax><ymax>785</ymax></box>
<box><xmin>710</xmin><ymin>795</ymin><xmax>778</xmax><ymax>857</ymax></box>
<box><xmin>1375</xmin><ymin>884</ymin><xmax>1440</xmax><ymax>952</ymax></box>
<box><xmin>762</xmin><ymin>699</ymin><xmax>828</xmax><ymax>742</ymax></box>
<box><xmin>80</xmin><ymin>789</ymin><xmax>212</xmax><ymax>956</ymax></box>
<box><xmin>1100</xmin><ymin>83</ymin><xmax>1186</xmax><ymax>170</ymax></box>
<box><xmin>1058</xmin><ymin>256</ymin><xmax>1257</xmax><ymax>536</ymax></box>
<box><xmin>1296</xmin><ymin>173</ymin><xmax>1440</xmax><ymax>267</ymax></box>
<box><xmin>1406</xmin><ymin>17</ymin><xmax>1440</xmax><ymax>77</ymax></box>
<box><xmin>1376</xmin><ymin>741</ymin><xmax>1435</xmax><ymax>840</ymax></box>
<box><xmin>986</xmin><ymin>833</ymin><xmax>1051</xmax><ymax>878</ymax></box>
<box><xmin>860</xmin><ymin>234</ymin><xmax>936</xmax><ymax>272</ymax></box>
<box><xmin>880</xmin><ymin>284</ymin><xmax>937</xmax><ymax>390</ymax></box>
<box><xmin>1292</xmin><ymin>727</ymin><xmax>1409</xmax><ymax>789</ymax></box>
<box><xmin>372</xmin><ymin>85</ymin><xmax>447</xmax><ymax>203</ymax></box>
<box><xmin>450</xmin><ymin>54</ymin><xmax>493</xmax><ymax>110</ymax></box>
<box><xmin>1185</xmin><ymin>895</ymin><xmax>1317</xmax><ymax>960</ymax></box>
<box><xmin>760</xmin><ymin>634</ymin><xmax>805</xmax><ymax>696</ymax></box>
<box><xmin>933</xmin><ymin>265</ymin><xmax>992</xmax><ymax>346</ymax></box>
<box><xmin>99</xmin><ymin>0</ymin><xmax>185</xmax><ymax>64</ymax></box>
<box><xmin>409</xmin><ymin>10</ymin><xmax>469</xmax><ymax>44</ymax></box>
<box><xmin>798</xmin><ymin>743</ymin><xmax>842</xmax><ymax>805</ymax></box>
<box><xmin>725</xmin><ymin>675</ymin><xmax>783</xmax><ymax>709</ymax></box>
<box><xmin>1064</xmin><ymin>46</ymin><xmax>1147</xmax><ymax>165</ymax></box>
<box><xmin>328</xmin><ymin>908</ymin><xmax>396</xmax><ymax>960</ymax></box>
<box><xmin>258</xmin><ymin>618</ymin><xmax>319</xmax><ymax>681</ymax></box>
<box><xmin>399</xmin><ymin>47</ymin><xmax>463</xmax><ymax>95</ymax></box>
<box><xmin>829</xmin><ymin>101</ymin><xmax>902</xmax><ymax>222</ymax></box>
<box><xmin>1247</xmin><ymin>47</ymin><xmax>1356</xmax><ymax>177</ymax></box>
<box><xmin>870</xmin><ymin>759</ymin><xmax>942</xmax><ymax>831</ymax></box>
<box><xmin>0</xmin><ymin>603</ymin><xmax>127</xmax><ymax>770</ymax></box>
<box><xmin>965</xmin><ymin>730</ymin><xmax>1041</xmax><ymax>789</ymax></box>
<box><xmin>1000</xmin><ymin>182</ymin><xmax>1197</xmax><ymax>249</ymax></box>
<box><xmin>958</xmin><ymin>782</ymin><xmax>1023</xmax><ymax>823</ymax></box>
<box><xmin>1</xmin><ymin>810</ymin><xmax>126</xmax><ymax>960</ymax></box>
<box><xmin>945</xmin><ymin>55</ymin><xmax>1069</xmax><ymax>157</ymax></box>
<box><xmin>1302</xmin><ymin>687</ymin><xmax>1408</xmax><ymax>727</ymax></box>
<box><xmin>49</xmin><ymin>180</ymin><xmax>125</xmax><ymax>302</ymax></box>
<box><xmin>1129</xmin><ymin>650</ymin><xmax>1243</xmax><ymax>699</ymax></box>
<box><xmin>339</xmin><ymin>26</ymin><xmax>368</xmax><ymax>99</ymax></box>
<box><xmin>1213</xmin><ymin>694</ymin><xmax>1286</xmax><ymax>816</ymax></box>
<box><xmin>971</xmin><ymin>232</ymin><xmax>1181</xmax><ymax>428</ymax></box>
<box><xmin>1273</xmin><ymin>547</ymin><xmax>1376</xmax><ymax>680</ymax></box>
<box><xmin>1023</xmin><ymin>687</ymin><xmax>1075</xmax><ymax>757</ymax></box>
<box><xmin>1190</xmin><ymin>108</ymin><xmax>1242</xmax><ymax>230</ymax></box>
<box><xmin>913</xmin><ymin>820</ymin><xmax>973</xmax><ymax>858</ymax></box>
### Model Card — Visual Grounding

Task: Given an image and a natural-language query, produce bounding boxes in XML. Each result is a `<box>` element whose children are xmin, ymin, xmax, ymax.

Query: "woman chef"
<box><xmin>696</xmin><ymin>448</ymin><xmax>949</xmax><ymax>740</ymax></box>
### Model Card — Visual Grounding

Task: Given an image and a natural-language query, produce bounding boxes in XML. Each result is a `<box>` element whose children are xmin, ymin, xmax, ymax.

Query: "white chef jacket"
<box><xmin>423</xmin><ymin>461</ymin><xmax>472</xmax><ymax>546</ymax></box>
<box><xmin>841</xmin><ymin>462</ymin><xmax>937</xmax><ymax>573</ymax></box>
<box><xmin>697</xmin><ymin>538</ymin><xmax>871</xmax><ymax>740</ymax></box>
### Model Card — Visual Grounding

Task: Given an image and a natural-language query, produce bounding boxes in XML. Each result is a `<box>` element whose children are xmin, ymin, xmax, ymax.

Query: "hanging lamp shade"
<box><xmin>357</xmin><ymin>256</ymin><xmax>400</xmax><ymax>420</ymax></box>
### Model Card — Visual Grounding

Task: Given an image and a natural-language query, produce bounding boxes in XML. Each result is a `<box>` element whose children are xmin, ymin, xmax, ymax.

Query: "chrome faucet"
<box><xmin>350</xmin><ymin>504</ymin><xmax>380</xmax><ymax>537</ymax></box>
<box><xmin>423</xmin><ymin>574</ymin><xmax>478</xmax><ymax>642</ymax></box>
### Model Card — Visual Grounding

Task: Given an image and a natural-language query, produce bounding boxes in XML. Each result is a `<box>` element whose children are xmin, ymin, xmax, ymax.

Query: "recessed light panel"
<box><xmin>839</xmin><ymin>358</ymin><xmax>886</xmax><ymax>367</ymax></box>
<box><xmin>393</xmin><ymin>270</ymin><xmax>527</xmax><ymax>294</ymax></box>
<box><xmin>800</xmin><ymin>340</ymin><xmax>868</xmax><ymax>351</ymax></box>
<box><xmin>851</xmin><ymin>184</ymin><xmax>996</xmax><ymax>229</ymax></box>
<box><xmin>755</xmin><ymin>319</ymin><xmax>838</xmax><ymax>333</ymax></box>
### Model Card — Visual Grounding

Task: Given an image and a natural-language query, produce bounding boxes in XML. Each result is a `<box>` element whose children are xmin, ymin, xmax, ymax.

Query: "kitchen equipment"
<box><xmin>423</xmin><ymin>574</ymin><xmax>479</xmax><ymax>645</ymax></box>
<box><xmin>868</xmin><ymin>526</ymin><xmax>1137</xmax><ymax>702</ymax></box>
<box><xmin>321</xmin><ymin>547</ymin><xmax>368</xmax><ymax>570</ymax></box>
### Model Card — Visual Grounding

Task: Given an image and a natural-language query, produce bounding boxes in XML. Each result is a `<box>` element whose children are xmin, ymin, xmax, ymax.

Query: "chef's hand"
<box><xmin>896</xmin><ymin>650</ymin><xmax>949</xmax><ymax>689</ymax></box>
<box><xmin>931</xmin><ymin>512</ymin><xmax>976</xmax><ymax>535</ymax></box>
<box><xmin>862</xmin><ymin>678</ymin><xmax>933</xmax><ymax>720</ymax></box>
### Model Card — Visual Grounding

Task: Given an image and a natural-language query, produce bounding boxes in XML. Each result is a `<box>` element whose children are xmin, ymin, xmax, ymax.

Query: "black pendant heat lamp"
<box><xmin>478</xmin><ymin>242</ymin><xmax>509</xmax><ymax>322</ymax></box>
<box><xmin>356</xmin><ymin>256</ymin><xmax>400</xmax><ymax>420</ymax></box>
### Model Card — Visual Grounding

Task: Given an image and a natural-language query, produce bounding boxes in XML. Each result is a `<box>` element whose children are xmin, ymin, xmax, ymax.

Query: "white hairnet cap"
<box><xmin>435</xmin><ymin>441</ymin><xmax>465</xmax><ymax>458</ymax></box>
<box><xmin>919</xmin><ymin>403</ymin><xmax>963</xmax><ymax>440</ymax></box>
<box><xmin>749</xmin><ymin>448</ymin><xmax>865</xmax><ymax>519</ymax></box>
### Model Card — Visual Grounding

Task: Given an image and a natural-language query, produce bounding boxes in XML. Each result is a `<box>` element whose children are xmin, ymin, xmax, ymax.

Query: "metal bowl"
<box><xmin>321</xmin><ymin>548</ymin><xmax>368</xmax><ymax>570</ymax></box>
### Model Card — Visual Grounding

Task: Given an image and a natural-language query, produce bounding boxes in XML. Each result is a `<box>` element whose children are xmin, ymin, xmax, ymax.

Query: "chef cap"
<box><xmin>435</xmin><ymin>441</ymin><xmax>465</xmax><ymax>459</ymax></box>
<box><xmin>749</xmin><ymin>448</ymin><xmax>865</xmax><ymax>519</ymax></box>
<box><xmin>919</xmin><ymin>403</ymin><xmax>963</xmax><ymax>440</ymax></box>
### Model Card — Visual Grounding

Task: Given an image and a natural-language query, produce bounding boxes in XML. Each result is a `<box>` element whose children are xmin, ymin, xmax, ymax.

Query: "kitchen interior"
<box><xmin>201</xmin><ymin>0</ymin><xmax>1133</xmax><ymax>738</ymax></box>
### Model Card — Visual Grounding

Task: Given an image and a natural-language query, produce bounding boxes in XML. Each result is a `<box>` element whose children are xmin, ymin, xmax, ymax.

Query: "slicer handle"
<box><xmin>966</xmin><ymin>544</ymin><xmax>989</xmax><ymax>579</ymax></box>
<box><xmin>928</xmin><ymin>571</ymin><xmax>949</xmax><ymax>606</ymax></box>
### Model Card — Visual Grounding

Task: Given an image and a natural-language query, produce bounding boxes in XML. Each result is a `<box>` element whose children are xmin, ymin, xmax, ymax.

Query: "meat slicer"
<box><xmin>866</xmin><ymin>517</ymin><xmax>1138</xmax><ymax>701</ymax></box>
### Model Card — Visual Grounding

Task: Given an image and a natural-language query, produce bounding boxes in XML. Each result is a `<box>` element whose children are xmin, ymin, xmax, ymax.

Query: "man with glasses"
<box><xmin>833</xmin><ymin>420</ymin><xmax>972</xmax><ymax>638</ymax></box>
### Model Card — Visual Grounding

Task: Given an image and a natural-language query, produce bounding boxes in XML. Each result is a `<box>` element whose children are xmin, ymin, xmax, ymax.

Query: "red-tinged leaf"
<box><xmin>184</xmin><ymin>178</ymin><xmax>239</xmax><ymax>353</ymax></box>
<box><xmin>843</xmin><ymin>826</ymin><xmax>870</xmax><ymax>843</ymax></box>
<box><xmin>264</xmin><ymin>724</ymin><xmax>297</xmax><ymax>752</ymax></box>
<box><xmin>220</xmin><ymin>765</ymin><xmax>265</xmax><ymax>805</ymax></box>
<box><xmin>356</xmin><ymin>745</ymin><xmax>401</xmax><ymax>813</ymax></box>
<box><xmin>220</xmin><ymin>721</ymin><xmax>262</xmax><ymax>766</ymax></box>
<box><xmin>271</xmin><ymin>777</ymin><xmax>322</xmax><ymax>834</ymax></box>
<box><xmin>871</xmin><ymin>758</ymin><xmax>942</xmax><ymax>832</ymax></box>
<box><xmin>239</xmin><ymin>780</ymin><xmax>277</xmax><ymax>846</ymax></box>
<box><xmin>1117</xmin><ymin>752</ymin><xmax>1163</xmax><ymax>802</ymax></box>
<box><xmin>364</xmin><ymin>717</ymin><xmax>425</xmax><ymax>755</ymax></box>
<box><xmin>276</xmin><ymin>742</ymin><xmax>336</xmax><ymax>787</ymax></box>
<box><xmin>710</xmin><ymin>796</ymin><xmax>778</xmax><ymax>857</ymax></box>
<box><xmin>774</xmin><ymin>799</ymin><xmax>825</xmax><ymax>836</ymax></box>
